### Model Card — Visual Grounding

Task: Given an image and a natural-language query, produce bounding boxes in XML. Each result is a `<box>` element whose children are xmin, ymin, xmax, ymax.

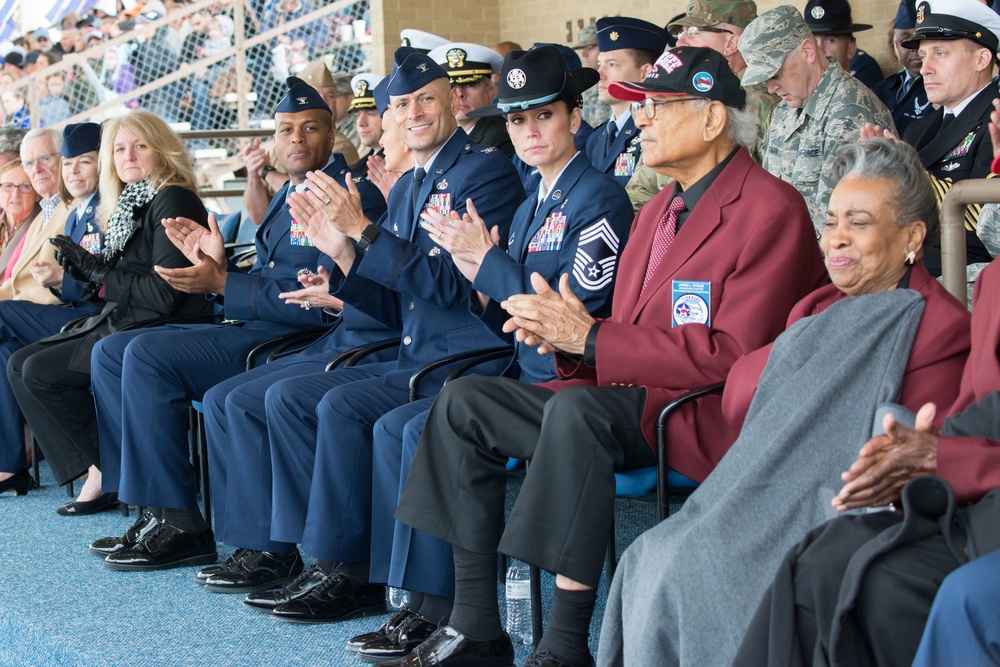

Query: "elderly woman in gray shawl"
<box><xmin>597</xmin><ymin>138</ymin><xmax>973</xmax><ymax>667</ymax></box>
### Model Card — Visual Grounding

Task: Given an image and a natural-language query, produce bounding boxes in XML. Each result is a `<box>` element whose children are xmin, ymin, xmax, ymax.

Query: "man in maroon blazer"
<box><xmin>391</xmin><ymin>47</ymin><xmax>827</xmax><ymax>667</ymax></box>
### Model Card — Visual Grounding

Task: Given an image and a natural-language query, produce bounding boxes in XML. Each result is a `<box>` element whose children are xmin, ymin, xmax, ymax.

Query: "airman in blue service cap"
<box><xmin>896</xmin><ymin>0</ymin><xmax>917</xmax><ymax>29</ymax></box>
<box><xmin>275</xmin><ymin>76</ymin><xmax>332</xmax><ymax>114</ymax></box>
<box><xmin>902</xmin><ymin>0</ymin><xmax>1000</xmax><ymax>54</ymax></box>
<box><xmin>386</xmin><ymin>46</ymin><xmax>449</xmax><ymax>96</ymax></box>
<box><xmin>62</xmin><ymin>122</ymin><xmax>102</xmax><ymax>158</ymax></box>
<box><xmin>373</xmin><ymin>77</ymin><xmax>391</xmax><ymax>115</ymax></box>
<box><xmin>595</xmin><ymin>16</ymin><xmax>669</xmax><ymax>54</ymax></box>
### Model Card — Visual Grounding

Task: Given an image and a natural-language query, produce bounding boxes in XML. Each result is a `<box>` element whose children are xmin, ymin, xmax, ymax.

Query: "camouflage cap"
<box><xmin>668</xmin><ymin>0</ymin><xmax>759</xmax><ymax>32</ymax></box>
<box><xmin>739</xmin><ymin>5</ymin><xmax>812</xmax><ymax>86</ymax></box>
<box><xmin>571</xmin><ymin>24</ymin><xmax>598</xmax><ymax>49</ymax></box>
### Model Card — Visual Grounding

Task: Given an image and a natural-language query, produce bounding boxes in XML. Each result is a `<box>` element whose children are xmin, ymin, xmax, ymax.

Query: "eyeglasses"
<box><xmin>22</xmin><ymin>153</ymin><xmax>57</xmax><ymax>171</ymax></box>
<box><xmin>0</xmin><ymin>183</ymin><xmax>34</xmax><ymax>193</ymax></box>
<box><xmin>671</xmin><ymin>25</ymin><xmax>733</xmax><ymax>39</ymax></box>
<box><xmin>629</xmin><ymin>97</ymin><xmax>697</xmax><ymax>120</ymax></box>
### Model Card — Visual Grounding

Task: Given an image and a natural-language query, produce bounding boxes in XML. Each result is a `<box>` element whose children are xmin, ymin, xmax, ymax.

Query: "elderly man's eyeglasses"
<box><xmin>629</xmin><ymin>97</ymin><xmax>696</xmax><ymax>120</ymax></box>
<box><xmin>0</xmin><ymin>183</ymin><xmax>33</xmax><ymax>193</ymax></box>
<box><xmin>22</xmin><ymin>153</ymin><xmax>57</xmax><ymax>171</ymax></box>
<box><xmin>671</xmin><ymin>25</ymin><xmax>733</xmax><ymax>38</ymax></box>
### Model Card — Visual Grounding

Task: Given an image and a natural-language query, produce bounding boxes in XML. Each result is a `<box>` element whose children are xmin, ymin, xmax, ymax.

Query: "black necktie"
<box><xmin>939</xmin><ymin>112</ymin><xmax>954</xmax><ymax>131</ymax></box>
<box><xmin>605</xmin><ymin>121</ymin><xmax>618</xmax><ymax>158</ymax></box>
<box><xmin>411</xmin><ymin>167</ymin><xmax>426</xmax><ymax>212</ymax></box>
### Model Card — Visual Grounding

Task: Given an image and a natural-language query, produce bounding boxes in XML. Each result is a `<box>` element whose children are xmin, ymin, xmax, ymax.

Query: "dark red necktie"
<box><xmin>641</xmin><ymin>196</ymin><xmax>685</xmax><ymax>293</ymax></box>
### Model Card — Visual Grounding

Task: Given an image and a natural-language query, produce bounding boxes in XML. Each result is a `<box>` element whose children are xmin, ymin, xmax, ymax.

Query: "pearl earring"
<box><xmin>906</xmin><ymin>250</ymin><xmax>916</xmax><ymax>265</ymax></box>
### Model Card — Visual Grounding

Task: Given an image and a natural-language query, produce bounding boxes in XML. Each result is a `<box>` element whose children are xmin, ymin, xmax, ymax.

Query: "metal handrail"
<box><xmin>940</xmin><ymin>178</ymin><xmax>1000</xmax><ymax>304</ymax></box>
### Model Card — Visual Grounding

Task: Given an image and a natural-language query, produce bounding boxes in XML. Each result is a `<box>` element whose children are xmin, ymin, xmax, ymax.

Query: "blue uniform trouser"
<box><xmin>0</xmin><ymin>301</ymin><xmax>91</xmax><ymax>472</ymax></box>
<box><xmin>912</xmin><ymin>549</ymin><xmax>1000</xmax><ymax>667</ymax></box>
<box><xmin>370</xmin><ymin>404</ymin><xmax>455</xmax><ymax>599</ymax></box>
<box><xmin>268</xmin><ymin>369</ymin><xmax>416</xmax><ymax>562</ymax></box>
<box><xmin>92</xmin><ymin>325</ymin><xmax>287</xmax><ymax>509</ymax></box>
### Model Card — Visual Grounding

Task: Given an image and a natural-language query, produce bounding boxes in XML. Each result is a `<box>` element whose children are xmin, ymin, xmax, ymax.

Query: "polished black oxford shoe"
<box><xmin>376</xmin><ymin>625</ymin><xmax>515</xmax><ymax>667</ymax></box>
<box><xmin>522</xmin><ymin>650</ymin><xmax>594</xmax><ymax>667</ymax></box>
<box><xmin>243</xmin><ymin>564</ymin><xmax>330</xmax><ymax>611</ymax></box>
<box><xmin>271</xmin><ymin>572</ymin><xmax>385</xmax><ymax>623</ymax></box>
<box><xmin>103</xmin><ymin>522</ymin><xmax>216</xmax><ymax>571</ymax></box>
<box><xmin>203</xmin><ymin>548</ymin><xmax>304</xmax><ymax>593</ymax></box>
<box><xmin>88</xmin><ymin>511</ymin><xmax>160</xmax><ymax>557</ymax></box>
<box><xmin>195</xmin><ymin>548</ymin><xmax>249</xmax><ymax>584</ymax></box>
<box><xmin>358</xmin><ymin>612</ymin><xmax>438</xmax><ymax>663</ymax></box>
<box><xmin>347</xmin><ymin>607</ymin><xmax>417</xmax><ymax>652</ymax></box>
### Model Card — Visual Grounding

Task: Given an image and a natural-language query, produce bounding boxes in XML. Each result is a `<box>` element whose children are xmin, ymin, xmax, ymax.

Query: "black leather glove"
<box><xmin>50</xmin><ymin>235</ymin><xmax>109</xmax><ymax>286</ymax></box>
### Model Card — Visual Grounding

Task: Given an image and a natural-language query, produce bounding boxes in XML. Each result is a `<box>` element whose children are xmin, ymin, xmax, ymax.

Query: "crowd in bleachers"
<box><xmin>2</xmin><ymin>0</ymin><xmax>1000</xmax><ymax>666</ymax></box>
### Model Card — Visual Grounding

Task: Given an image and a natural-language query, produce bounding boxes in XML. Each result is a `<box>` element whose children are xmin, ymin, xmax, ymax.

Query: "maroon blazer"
<box><xmin>722</xmin><ymin>261</ymin><xmax>971</xmax><ymax>476</ymax></box>
<box><xmin>538</xmin><ymin>147</ymin><xmax>828</xmax><ymax>482</ymax></box>
<box><xmin>937</xmin><ymin>258</ymin><xmax>1000</xmax><ymax>503</ymax></box>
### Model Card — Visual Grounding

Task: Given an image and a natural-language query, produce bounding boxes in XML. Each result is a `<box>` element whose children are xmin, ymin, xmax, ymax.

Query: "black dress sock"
<box><xmin>159</xmin><ymin>506</ymin><xmax>208</xmax><ymax>533</ymax></box>
<box><xmin>447</xmin><ymin>545</ymin><xmax>504</xmax><ymax>642</ymax></box>
<box><xmin>406</xmin><ymin>592</ymin><xmax>424</xmax><ymax>612</ymax></box>
<box><xmin>417</xmin><ymin>593</ymin><xmax>453</xmax><ymax>626</ymax></box>
<box><xmin>339</xmin><ymin>560</ymin><xmax>371</xmax><ymax>585</ymax></box>
<box><xmin>150</xmin><ymin>507</ymin><xmax>164</xmax><ymax>520</ymax></box>
<box><xmin>317</xmin><ymin>559</ymin><xmax>339</xmax><ymax>574</ymax></box>
<box><xmin>535</xmin><ymin>586</ymin><xmax>597</xmax><ymax>665</ymax></box>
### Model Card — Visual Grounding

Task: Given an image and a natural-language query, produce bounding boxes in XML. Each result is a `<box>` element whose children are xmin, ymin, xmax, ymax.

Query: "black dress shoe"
<box><xmin>347</xmin><ymin>607</ymin><xmax>417</xmax><ymax>652</ymax></box>
<box><xmin>89</xmin><ymin>512</ymin><xmax>160</xmax><ymax>557</ymax></box>
<box><xmin>0</xmin><ymin>469</ymin><xmax>37</xmax><ymax>496</ymax></box>
<box><xmin>203</xmin><ymin>548</ymin><xmax>304</xmax><ymax>593</ymax></box>
<box><xmin>103</xmin><ymin>522</ymin><xmax>217</xmax><ymax>571</ymax></box>
<box><xmin>358</xmin><ymin>613</ymin><xmax>439</xmax><ymax>663</ymax></box>
<box><xmin>56</xmin><ymin>492</ymin><xmax>120</xmax><ymax>516</ymax></box>
<box><xmin>376</xmin><ymin>626</ymin><xmax>514</xmax><ymax>667</ymax></box>
<box><xmin>195</xmin><ymin>548</ymin><xmax>249</xmax><ymax>585</ymax></box>
<box><xmin>243</xmin><ymin>564</ymin><xmax>330</xmax><ymax>611</ymax></box>
<box><xmin>522</xmin><ymin>650</ymin><xmax>594</xmax><ymax>667</ymax></box>
<box><xmin>271</xmin><ymin>573</ymin><xmax>386</xmax><ymax>623</ymax></box>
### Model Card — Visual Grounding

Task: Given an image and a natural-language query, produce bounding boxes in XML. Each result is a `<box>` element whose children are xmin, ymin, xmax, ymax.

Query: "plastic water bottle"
<box><xmin>505</xmin><ymin>559</ymin><xmax>533</xmax><ymax>645</ymax></box>
<box><xmin>387</xmin><ymin>587</ymin><xmax>409</xmax><ymax>609</ymax></box>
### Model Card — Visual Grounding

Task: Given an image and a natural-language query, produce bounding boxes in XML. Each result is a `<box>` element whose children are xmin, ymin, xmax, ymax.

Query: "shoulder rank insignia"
<box><xmin>481</xmin><ymin>146</ymin><xmax>497</xmax><ymax>153</ymax></box>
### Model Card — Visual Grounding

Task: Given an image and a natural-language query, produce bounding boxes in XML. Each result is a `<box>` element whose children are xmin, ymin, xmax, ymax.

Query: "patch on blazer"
<box><xmin>572</xmin><ymin>217</ymin><xmax>619</xmax><ymax>292</ymax></box>
<box><xmin>289</xmin><ymin>218</ymin><xmax>315</xmax><ymax>247</ymax></box>
<box><xmin>943</xmin><ymin>131</ymin><xmax>976</xmax><ymax>161</ymax></box>
<box><xmin>424</xmin><ymin>193</ymin><xmax>452</xmax><ymax>217</ymax></box>
<box><xmin>614</xmin><ymin>151</ymin><xmax>636</xmax><ymax>177</ymax></box>
<box><xmin>672</xmin><ymin>280</ymin><xmax>711</xmax><ymax>327</ymax></box>
<box><xmin>528</xmin><ymin>211</ymin><xmax>567</xmax><ymax>253</ymax></box>
<box><xmin>80</xmin><ymin>232</ymin><xmax>102</xmax><ymax>255</ymax></box>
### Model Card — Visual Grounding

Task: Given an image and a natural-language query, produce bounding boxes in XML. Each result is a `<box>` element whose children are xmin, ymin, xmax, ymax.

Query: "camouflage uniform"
<box><xmin>573</xmin><ymin>25</ymin><xmax>611</xmax><ymax>127</ymax></box>
<box><xmin>741</xmin><ymin>5</ymin><xmax>894</xmax><ymax>232</ymax></box>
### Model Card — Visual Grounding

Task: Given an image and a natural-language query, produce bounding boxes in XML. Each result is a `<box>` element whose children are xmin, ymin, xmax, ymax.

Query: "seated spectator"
<box><xmin>39</xmin><ymin>73</ymin><xmax>73</xmax><ymax>126</ymax></box>
<box><xmin>1</xmin><ymin>76</ymin><xmax>31</xmax><ymax>129</ymax></box>
<box><xmin>740</xmin><ymin>5</ymin><xmax>892</xmax><ymax>233</ymax></box>
<box><xmin>599</xmin><ymin>137</ymin><xmax>971</xmax><ymax>667</ymax></box>
<box><xmin>872</xmin><ymin>0</ymin><xmax>931</xmax><ymax>137</ymax></box>
<box><xmin>7</xmin><ymin>110</ymin><xmax>211</xmax><ymax>512</ymax></box>
<box><xmin>100</xmin><ymin>47</ymin><xmax>138</xmax><ymax>104</ymax></box>
<box><xmin>0</xmin><ymin>161</ymin><xmax>39</xmax><ymax>283</ymax></box>
<box><xmin>392</xmin><ymin>46</ymin><xmax>825</xmax><ymax>667</ymax></box>
<box><xmin>735</xmin><ymin>248</ymin><xmax>1000</xmax><ymax>667</ymax></box>
<box><xmin>805</xmin><ymin>0</ymin><xmax>883</xmax><ymax>89</ymax></box>
<box><xmin>258</xmin><ymin>0</ymin><xmax>331</xmax><ymax>60</ymax></box>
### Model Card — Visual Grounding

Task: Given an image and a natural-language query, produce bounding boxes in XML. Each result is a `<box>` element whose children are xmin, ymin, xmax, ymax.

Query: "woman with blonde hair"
<box><xmin>5</xmin><ymin>110</ymin><xmax>211</xmax><ymax>513</ymax></box>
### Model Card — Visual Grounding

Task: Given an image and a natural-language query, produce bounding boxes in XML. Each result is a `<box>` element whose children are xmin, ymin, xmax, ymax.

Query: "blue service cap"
<box><xmin>386</xmin><ymin>46</ymin><xmax>449</xmax><ymax>96</ymax></box>
<box><xmin>374</xmin><ymin>77</ymin><xmax>391</xmax><ymax>115</ymax></box>
<box><xmin>275</xmin><ymin>76</ymin><xmax>332</xmax><ymax>115</ymax></box>
<box><xmin>62</xmin><ymin>122</ymin><xmax>101</xmax><ymax>158</ymax></box>
<box><xmin>533</xmin><ymin>42</ymin><xmax>582</xmax><ymax>70</ymax></box>
<box><xmin>596</xmin><ymin>16</ymin><xmax>669</xmax><ymax>54</ymax></box>
<box><xmin>895</xmin><ymin>0</ymin><xmax>918</xmax><ymax>28</ymax></box>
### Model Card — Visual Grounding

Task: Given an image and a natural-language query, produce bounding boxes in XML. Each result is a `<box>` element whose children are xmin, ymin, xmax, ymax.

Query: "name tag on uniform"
<box><xmin>614</xmin><ymin>151</ymin><xmax>636</xmax><ymax>177</ymax></box>
<box><xmin>672</xmin><ymin>280</ymin><xmax>711</xmax><ymax>327</ymax></box>
<box><xmin>289</xmin><ymin>218</ymin><xmax>314</xmax><ymax>247</ymax></box>
<box><xmin>528</xmin><ymin>211</ymin><xmax>567</xmax><ymax>253</ymax></box>
<box><xmin>425</xmin><ymin>193</ymin><xmax>452</xmax><ymax>217</ymax></box>
<box><xmin>80</xmin><ymin>232</ymin><xmax>102</xmax><ymax>255</ymax></box>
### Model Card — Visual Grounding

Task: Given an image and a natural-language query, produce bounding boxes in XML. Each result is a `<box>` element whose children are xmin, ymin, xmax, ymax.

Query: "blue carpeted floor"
<box><xmin>0</xmin><ymin>462</ymin><xmax>660</xmax><ymax>667</ymax></box>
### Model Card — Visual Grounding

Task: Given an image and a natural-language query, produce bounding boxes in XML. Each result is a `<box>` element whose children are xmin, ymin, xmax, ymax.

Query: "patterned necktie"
<box><xmin>897</xmin><ymin>74</ymin><xmax>913</xmax><ymax>103</ymax></box>
<box><xmin>411</xmin><ymin>166</ymin><xmax>426</xmax><ymax>213</ymax></box>
<box><xmin>641</xmin><ymin>196</ymin><xmax>686</xmax><ymax>294</ymax></box>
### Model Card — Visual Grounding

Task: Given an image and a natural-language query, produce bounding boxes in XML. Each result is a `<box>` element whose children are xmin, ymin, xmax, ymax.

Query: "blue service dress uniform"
<box><xmin>264</xmin><ymin>129</ymin><xmax>526</xmax><ymax>564</ymax></box>
<box><xmin>0</xmin><ymin>196</ymin><xmax>104</xmax><ymax>472</ymax></box>
<box><xmin>585</xmin><ymin>115</ymin><xmax>642</xmax><ymax>187</ymax></box>
<box><xmin>872</xmin><ymin>71</ymin><xmax>931</xmax><ymax>137</ymax></box>
<box><xmin>90</xmin><ymin>155</ymin><xmax>387</xmax><ymax>509</ymax></box>
<box><xmin>368</xmin><ymin>153</ymin><xmax>636</xmax><ymax>597</ymax></box>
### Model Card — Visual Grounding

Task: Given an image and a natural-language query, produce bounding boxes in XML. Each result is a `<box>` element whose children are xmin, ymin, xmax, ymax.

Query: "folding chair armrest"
<box><xmin>408</xmin><ymin>345</ymin><xmax>513</xmax><ymax>402</ymax></box>
<box><xmin>244</xmin><ymin>326</ymin><xmax>330</xmax><ymax>370</ymax></box>
<box><xmin>324</xmin><ymin>336</ymin><xmax>402</xmax><ymax>371</ymax></box>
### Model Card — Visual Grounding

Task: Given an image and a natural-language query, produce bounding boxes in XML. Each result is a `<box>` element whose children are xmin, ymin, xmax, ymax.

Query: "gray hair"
<box><xmin>20</xmin><ymin>127</ymin><xmax>63</xmax><ymax>157</ymax></box>
<box><xmin>830</xmin><ymin>138</ymin><xmax>939</xmax><ymax>242</ymax></box>
<box><xmin>688</xmin><ymin>99</ymin><xmax>761</xmax><ymax>148</ymax></box>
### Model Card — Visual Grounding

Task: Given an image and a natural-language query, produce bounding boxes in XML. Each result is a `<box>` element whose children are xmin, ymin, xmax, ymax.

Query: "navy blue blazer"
<box><xmin>59</xmin><ymin>193</ymin><xmax>103</xmax><ymax>309</ymax></box>
<box><xmin>585</xmin><ymin>115</ymin><xmax>642</xmax><ymax>186</ymax></box>
<box><xmin>473</xmin><ymin>152</ymin><xmax>633</xmax><ymax>384</ymax></box>
<box><xmin>872</xmin><ymin>71</ymin><xmax>932</xmax><ymax>137</ymax></box>
<box><xmin>334</xmin><ymin>129</ymin><xmax>526</xmax><ymax>393</ymax></box>
<box><xmin>222</xmin><ymin>153</ymin><xmax>387</xmax><ymax>335</ymax></box>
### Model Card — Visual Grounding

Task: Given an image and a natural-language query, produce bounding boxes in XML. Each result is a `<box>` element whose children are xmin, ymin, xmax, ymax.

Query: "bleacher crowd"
<box><xmin>1</xmin><ymin>0</ymin><xmax>1000</xmax><ymax>666</ymax></box>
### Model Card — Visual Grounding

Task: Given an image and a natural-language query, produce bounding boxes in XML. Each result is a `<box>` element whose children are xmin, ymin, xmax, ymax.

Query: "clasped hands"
<box><xmin>502</xmin><ymin>273</ymin><xmax>594</xmax><ymax>357</ymax></box>
<box><xmin>832</xmin><ymin>402</ymin><xmax>940</xmax><ymax>511</ymax></box>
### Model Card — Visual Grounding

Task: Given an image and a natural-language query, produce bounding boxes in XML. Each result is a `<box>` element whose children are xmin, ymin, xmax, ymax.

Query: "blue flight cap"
<box><xmin>62</xmin><ymin>122</ymin><xmax>102</xmax><ymax>158</ymax></box>
<box><xmin>596</xmin><ymin>16</ymin><xmax>669</xmax><ymax>54</ymax></box>
<box><xmin>374</xmin><ymin>76</ymin><xmax>391</xmax><ymax>115</ymax></box>
<box><xmin>895</xmin><ymin>0</ymin><xmax>917</xmax><ymax>28</ymax></box>
<box><xmin>386</xmin><ymin>46</ymin><xmax>449</xmax><ymax>96</ymax></box>
<box><xmin>275</xmin><ymin>76</ymin><xmax>332</xmax><ymax>114</ymax></box>
<box><xmin>533</xmin><ymin>42</ymin><xmax>582</xmax><ymax>70</ymax></box>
